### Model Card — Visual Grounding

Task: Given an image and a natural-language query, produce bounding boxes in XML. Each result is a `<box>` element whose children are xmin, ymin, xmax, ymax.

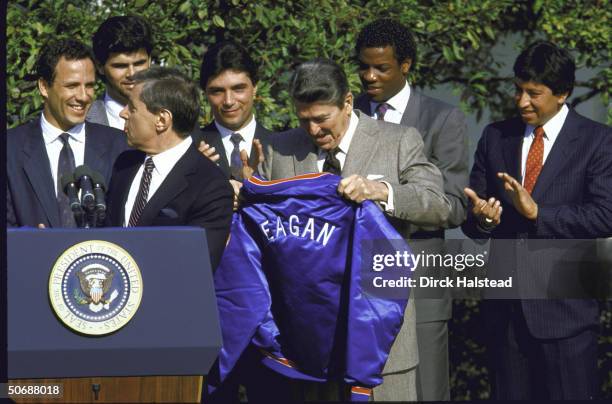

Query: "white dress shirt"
<box><xmin>520</xmin><ymin>104</ymin><xmax>569</xmax><ymax>184</ymax></box>
<box><xmin>40</xmin><ymin>112</ymin><xmax>86</xmax><ymax>196</ymax></box>
<box><xmin>104</xmin><ymin>92</ymin><xmax>126</xmax><ymax>130</ymax></box>
<box><xmin>123</xmin><ymin>136</ymin><xmax>193</xmax><ymax>226</ymax></box>
<box><xmin>316</xmin><ymin>111</ymin><xmax>395</xmax><ymax>212</ymax></box>
<box><xmin>215</xmin><ymin>115</ymin><xmax>257</xmax><ymax>164</ymax></box>
<box><xmin>369</xmin><ymin>81</ymin><xmax>411</xmax><ymax>124</ymax></box>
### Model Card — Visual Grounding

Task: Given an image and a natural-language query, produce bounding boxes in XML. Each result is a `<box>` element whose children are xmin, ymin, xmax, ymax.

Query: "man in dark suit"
<box><xmin>194</xmin><ymin>41</ymin><xmax>269</xmax><ymax>208</ymax></box>
<box><xmin>106</xmin><ymin>66</ymin><xmax>233</xmax><ymax>271</ymax></box>
<box><xmin>86</xmin><ymin>15</ymin><xmax>153</xmax><ymax>130</ymax></box>
<box><xmin>7</xmin><ymin>39</ymin><xmax>126</xmax><ymax>228</ymax></box>
<box><xmin>353</xmin><ymin>19</ymin><xmax>469</xmax><ymax>401</ymax></box>
<box><xmin>463</xmin><ymin>41</ymin><xmax>612</xmax><ymax>400</ymax></box>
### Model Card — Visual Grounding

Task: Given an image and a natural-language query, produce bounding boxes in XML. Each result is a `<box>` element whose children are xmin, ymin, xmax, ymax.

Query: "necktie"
<box><xmin>230</xmin><ymin>132</ymin><xmax>244</xmax><ymax>180</ymax></box>
<box><xmin>523</xmin><ymin>126</ymin><xmax>545</xmax><ymax>194</ymax></box>
<box><xmin>322</xmin><ymin>148</ymin><xmax>341</xmax><ymax>175</ymax></box>
<box><xmin>376</xmin><ymin>103</ymin><xmax>390</xmax><ymax>121</ymax></box>
<box><xmin>128</xmin><ymin>157</ymin><xmax>155</xmax><ymax>227</ymax></box>
<box><xmin>57</xmin><ymin>133</ymin><xmax>76</xmax><ymax>227</ymax></box>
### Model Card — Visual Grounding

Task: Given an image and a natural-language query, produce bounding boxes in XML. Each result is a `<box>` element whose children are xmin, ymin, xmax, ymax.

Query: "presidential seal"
<box><xmin>48</xmin><ymin>240</ymin><xmax>143</xmax><ymax>336</ymax></box>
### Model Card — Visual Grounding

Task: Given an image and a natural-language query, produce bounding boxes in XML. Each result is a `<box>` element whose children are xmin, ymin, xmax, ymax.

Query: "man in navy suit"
<box><xmin>463</xmin><ymin>41</ymin><xmax>612</xmax><ymax>399</ymax></box>
<box><xmin>194</xmin><ymin>41</ymin><xmax>269</xmax><ymax>208</ymax></box>
<box><xmin>106</xmin><ymin>66</ymin><xmax>233</xmax><ymax>271</ymax></box>
<box><xmin>7</xmin><ymin>39</ymin><xmax>126</xmax><ymax>228</ymax></box>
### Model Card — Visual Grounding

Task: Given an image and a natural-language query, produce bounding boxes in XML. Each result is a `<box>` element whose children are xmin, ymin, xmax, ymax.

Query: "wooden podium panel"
<box><xmin>10</xmin><ymin>376</ymin><xmax>203</xmax><ymax>403</ymax></box>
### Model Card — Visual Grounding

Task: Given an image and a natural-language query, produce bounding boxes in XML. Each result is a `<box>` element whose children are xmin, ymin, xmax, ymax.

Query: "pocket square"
<box><xmin>366</xmin><ymin>174</ymin><xmax>385</xmax><ymax>180</ymax></box>
<box><xmin>159</xmin><ymin>208</ymin><xmax>179</xmax><ymax>219</ymax></box>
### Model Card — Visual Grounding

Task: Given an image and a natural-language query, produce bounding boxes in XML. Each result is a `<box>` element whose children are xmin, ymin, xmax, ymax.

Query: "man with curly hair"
<box><xmin>354</xmin><ymin>18</ymin><xmax>469</xmax><ymax>401</ymax></box>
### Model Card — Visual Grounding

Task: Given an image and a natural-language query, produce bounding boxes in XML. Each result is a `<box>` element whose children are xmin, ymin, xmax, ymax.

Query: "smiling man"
<box><xmin>254</xmin><ymin>58</ymin><xmax>451</xmax><ymax>401</ymax></box>
<box><xmin>194</xmin><ymin>40</ymin><xmax>270</xmax><ymax>181</ymax></box>
<box><xmin>462</xmin><ymin>41</ymin><xmax>612</xmax><ymax>400</ymax></box>
<box><xmin>7</xmin><ymin>39</ymin><xmax>127</xmax><ymax>228</ymax></box>
<box><xmin>86</xmin><ymin>15</ymin><xmax>153</xmax><ymax>130</ymax></box>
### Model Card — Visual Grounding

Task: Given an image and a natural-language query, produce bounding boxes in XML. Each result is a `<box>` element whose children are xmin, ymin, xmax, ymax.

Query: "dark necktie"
<box><xmin>128</xmin><ymin>157</ymin><xmax>155</xmax><ymax>227</ymax></box>
<box><xmin>523</xmin><ymin>126</ymin><xmax>545</xmax><ymax>194</ymax></box>
<box><xmin>57</xmin><ymin>133</ymin><xmax>76</xmax><ymax>227</ymax></box>
<box><xmin>230</xmin><ymin>132</ymin><xmax>244</xmax><ymax>180</ymax></box>
<box><xmin>376</xmin><ymin>102</ymin><xmax>390</xmax><ymax>121</ymax></box>
<box><xmin>322</xmin><ymin>148</ymin><xmax>341</xmax><ymax>175</ymax></box>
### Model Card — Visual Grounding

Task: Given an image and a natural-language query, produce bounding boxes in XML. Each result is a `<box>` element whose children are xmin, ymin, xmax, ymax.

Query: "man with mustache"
<box><xmin>463</xmin><ymin>41</ymin><xmax>612</xmax><ymax>400</ymax></box>
<box><xmin>353</xmin><ymin>19</ymin><xmax>469</xmax><ymax>401</ymax></box>
<box><xmin>87</xmin><ymin>15</ymin><xmax>153</xmax><ymax>130</ymax></box>
<box><xmin>7</xmin><ymin>39</ymin><xmax>127</xmax><ymax>228</ymax></box>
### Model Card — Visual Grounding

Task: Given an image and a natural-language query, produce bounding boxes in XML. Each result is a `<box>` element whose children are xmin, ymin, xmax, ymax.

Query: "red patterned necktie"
<box><xmin>523</xmin><ymin>126</ymin><xmax>545</xmax><ymax>194</ymax></box>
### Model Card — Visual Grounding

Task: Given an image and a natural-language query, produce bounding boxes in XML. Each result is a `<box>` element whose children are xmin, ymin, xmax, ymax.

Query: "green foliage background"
<box><xmin>6</xmin><ymin>0</ymin><xmax>612</xmax><ymax>399</ymax></box>
<box><xmin>6</xmin><ymin>0</ymin><xmax>611</xmax><ymax>130</ymax></box>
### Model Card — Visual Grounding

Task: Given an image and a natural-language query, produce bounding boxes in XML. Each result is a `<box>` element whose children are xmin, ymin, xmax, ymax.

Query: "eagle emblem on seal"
<box><xmin>76</xmin><ymin>264</ymin><xmax>119</xmax><ymax>313</ymax></box>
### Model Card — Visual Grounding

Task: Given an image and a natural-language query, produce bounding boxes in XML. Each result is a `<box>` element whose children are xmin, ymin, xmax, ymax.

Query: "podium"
<box><xmin>7</xmin><ymin>227</ymin><xmax>222</xmax><ymax>403</ymax></box>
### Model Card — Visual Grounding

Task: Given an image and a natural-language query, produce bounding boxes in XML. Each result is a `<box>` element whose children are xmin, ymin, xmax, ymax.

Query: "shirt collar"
<box><xmin>214</xmin><ymin>115</ymin><xmax>257</xmax><ymax>144</ymax></box>
<box><xmin>40</xmin><ymin>111</ymin><xmax>86</xmax><ymax>145</ymax></box>
<box><xmin>148</xmin><ymin>136</ymin><xmax>193</xmax><ymax>179</ymax></box>
<box><xmin>523</xmin><ymin>104</ymin><xmax>569</xmax><ymax>141</ymax></box>
<box><xmin>104</xmin><ymin>92</ymin><xmax>126</xmax><ymax>117</ymax></box>
<box><xmin>369</xmin><ymin>80</ymin><xmax>411</xmax><ymax>117</ymax></box>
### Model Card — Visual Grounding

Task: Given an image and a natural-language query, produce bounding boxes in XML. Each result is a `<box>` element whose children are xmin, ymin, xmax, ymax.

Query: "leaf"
<box><xmin>134</xmin><ymin>0</ymin><xmax>148</xmax><ymax>8</ymax></box>
<box><xmin>212</xmin><ymin>15</ymin><xmax>225</xmax><ymax>28</ymax></box>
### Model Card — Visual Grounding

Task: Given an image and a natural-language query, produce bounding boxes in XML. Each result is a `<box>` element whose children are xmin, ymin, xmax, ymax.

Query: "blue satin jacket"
<box><xmin>209</xmin><ymin>173</ymin><xmax>412</xmax><ymax>400</ymax></box>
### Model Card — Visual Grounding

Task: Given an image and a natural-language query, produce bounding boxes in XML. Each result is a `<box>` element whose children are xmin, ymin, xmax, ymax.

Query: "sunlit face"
<box><xmin>101</xmin><ymin>48</ymin><xmax>151</xmax><ymax>105</ymax></box>
<box><xmin>205</xmin><ymin>69</ymin><xmax>256</xmax><ymax>131</ymax></box>
<box><xmin>358</xmin><ymin>46</ymin><xmax>410</xmax><ymax>103</ymax></box>
<box><xmin>514</xmin><ymin>79</ymin><xmax>568</xmax><ymax>127</ymax></box>
<box><xmin>39</xmin><ymin>57</ymin><xmax>96</xmax><ymax>131</ymax></box>
<box><xmin>119</xmin><ymin>83</ymin><xmax>158</xmax><ymax>153</ymax></box>
<box><xmin>295</xmin><ymin>93</ymin><xmax>353</xmax><ymax>151</ymax></box>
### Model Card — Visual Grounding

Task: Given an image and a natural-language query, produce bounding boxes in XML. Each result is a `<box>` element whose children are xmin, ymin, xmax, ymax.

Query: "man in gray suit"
<box><xmin>260</xmin><ymin>58</ymin><xmax>451</xmax><ymax>401</ymax></box>
<box><xmin>353</xmin><ymin>18</ymin><xmax>469</xmax><ymax>401</ymax></box>
<box><xmin>86</xmin><ymin>15</ymin><xmax>153</xmax><ymax>130</ymax></box>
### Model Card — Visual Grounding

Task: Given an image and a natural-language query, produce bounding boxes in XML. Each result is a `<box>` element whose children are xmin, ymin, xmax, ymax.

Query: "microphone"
<box><xmin>91</xmin><ymin>171</ymin><xmax>107</xmax><ymax>212</ymax></box>
<box><xmin>61</xmin><ymin>173</ymin><xmax>85</xmax><ymax>227</ymax></box>
<box><xmin>74</xmin><ymin>165</ymin><xmax>95</xmax><ymax>211</ymax></box>
<box><xmin>91</xmin><ymin>171</ymin><xmax>107</xmax><ymax>226</ymax></box>
<box><xmin>61</xmin><ymin>173</ymin><xmax>81</xmax><ymax>211</ymax></box>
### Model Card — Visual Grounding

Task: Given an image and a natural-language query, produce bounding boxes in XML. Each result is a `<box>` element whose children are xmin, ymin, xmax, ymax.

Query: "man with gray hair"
<box><xmin>106</xmin><ymin>66</ymin><xmax>233</xmax><ymax>271</ymax></box>
<box><xmin>256</xmin><ymin>58</ymin><xmax>451</xmax><ymax>401</ymax></box>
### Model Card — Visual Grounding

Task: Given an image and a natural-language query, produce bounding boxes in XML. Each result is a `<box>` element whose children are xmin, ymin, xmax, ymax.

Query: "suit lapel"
<box><xmin>86</xmin><ymin>99</ymin><xmax>109</xmax><ymax>126</ymax></box>
<box><xmin>84</xmin><ymin>122</ymin><xmax>110</xmax><ymax>176</ymax></box>
<box><xmin>292</xmin><ymin>130</ymin><xmax>319</xmax><ymax>175</ymax></box>
<box><xmin>531</xmin><ymin>110</ymin><xmax>581</xmax><ymax>200</ymax></box>
<box><xmin>502</xmin><ymin>119</ymin><xmax>524</xmax><ymax>181</ymax></box>
<box><xmin>400</xmin><ymin>90</ymin><xmax>422</xmax><ymax>127</ymax></box>
<box><xmin>248</xmin><ymin>122</ymin><xmax>269</xmax><ymax>168</ymax></box>
<box><xmin>22</xmin><ymin>121</ymin><xmax>60</xmax><ymax>226</ymax></box>
<box><xmin>343</xmin><ymin>112</ymin><xmax>379</xmax><ymax>175</ymax></box>
<box><xmin>112</xmin><ymin>153</ymin><xmax>143</xmax><ymax>225</ymax></box>
<box><xmin>137</xmin><ymin>146</ymin><xmax>194</xmax><ymax>225</ymax></box>
<box><xmin>202</xmin><ymin>122</ymin><xmax>230</xmax><ymax>177</ymax></box>
<box><xmin>354</xmin><ymin>94</ymin><xmax>373</xmax><ymax>116</ymax></box>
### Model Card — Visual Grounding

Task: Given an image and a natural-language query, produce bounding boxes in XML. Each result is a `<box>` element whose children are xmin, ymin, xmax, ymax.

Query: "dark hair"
<box><xmin>35</xmin><ymin>39</ymin><xmax>94</xmax><ymax>84</ymax></box>
<box><xmin>132</xmin><ymin>66</ymin><xmax>200</xmax><ymax>136</ymax></box>
<box><xmin>355</xmin><ymin>18</ymin><xmax>417</xmax><ymax>65</ymax></box>
<box><xmin>92</xmin><ymin>15</ymin><xmax>153</xmax><ymax>65</ymax></box>
<box><xmin>513</xmin><ymin>41</ymin><xmax>575</xmax><ymax>96</ymax></box>
<box><xmin>289</xmin><ymin>58</ymin><xmax>349</xmax><ymax>108</ymax></box>
<box><xmin>199</xmin><ymin>41</ymin><xmax>258</xmax><ymax>89</ymax></box>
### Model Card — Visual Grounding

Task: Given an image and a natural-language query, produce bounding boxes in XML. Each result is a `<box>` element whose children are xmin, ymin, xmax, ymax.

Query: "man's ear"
<box><xmin>38</xmin><ymin>78</ymin><xmax>49</xmax><ymax>99</ymax></box>
<box><xmin>95</xmin><ymin>63</ymin><xmax>106</xmax><ymax>77</ymax></box>
<box><xmin>400</xmin><ymin>58</ymin><xmax>412</xmax><ymax>76</ymax></box>
<box><xmin>345</xmin><ymin>92</ymin><xmax>353</xmax><ymax>116</ymax></box>
<box><xmin>156</xmin><ymin>109</ymin><xmax>173</xmax><ymax>133</ymax></box>
<box><xmin>557</xmin><ymin>91</ymin><xmax>569</xmax><ymax>105</ymax></box>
